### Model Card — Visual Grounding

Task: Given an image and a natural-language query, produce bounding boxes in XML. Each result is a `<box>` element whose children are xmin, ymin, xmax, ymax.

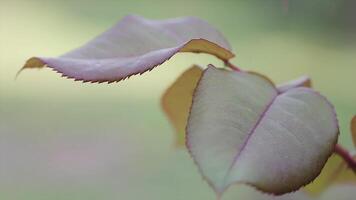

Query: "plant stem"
<box><xmin>334</xmin><ymin>144</ymin><xmax>356</xmax><ymax>173</ymax></box>
<box><xmin>225</xmin><ymin>61</ymin><xmax>240</xmax><ymax>71</ymax></box>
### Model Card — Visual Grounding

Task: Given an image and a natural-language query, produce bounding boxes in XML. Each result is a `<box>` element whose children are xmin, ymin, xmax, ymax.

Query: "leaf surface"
<box><xmin>186</xmin><ymin>66</ymin><xmax>338</xmax><ymax>196</ymax></box>
<box><xmin>163</xmin><ymin>71</ymin><xmax>313</xmax><ymax>147</ymax></box>
<box><xmin>21</xmin><ymin>15</ymin><xmax>233</xmax><ymax>83</ymax></box>
<box><xmin>161</xmin><ymin>65</ymin><xmax>203</xmax><ymax>146</ymax></box>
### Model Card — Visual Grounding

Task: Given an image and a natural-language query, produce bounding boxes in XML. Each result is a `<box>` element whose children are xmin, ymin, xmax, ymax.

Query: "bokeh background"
<box><xmin>1</xmin><ymin>0</ymin><xmax>355</xmax><ymax>199</ymax></box>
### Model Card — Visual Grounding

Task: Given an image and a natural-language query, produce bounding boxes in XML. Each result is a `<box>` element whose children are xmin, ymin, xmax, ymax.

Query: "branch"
<box><xmin>334</xmin><ymin>144</ymin><xmax>356</xmax><ymax>173</ymax></box>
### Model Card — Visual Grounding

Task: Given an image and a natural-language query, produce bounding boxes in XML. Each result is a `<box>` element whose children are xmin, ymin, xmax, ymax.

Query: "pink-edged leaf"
<box><xmin>21</xmin><ymin>15</ymin><xmax>234</xmax><ymax>83</ymax></box>
<box><xmin>186</xmin><ymin>65</ymin><xmax>338</xmax><ymax>196</ymax></box>
<box><xmin>277</xmin><ymin>75</ymin><xmax>312</xmax><ymax>93</ymax></box>
<box><xmin>161</xmin><ymin>70</ymin><xmax>314</xmax><ymax>148</ymax></box>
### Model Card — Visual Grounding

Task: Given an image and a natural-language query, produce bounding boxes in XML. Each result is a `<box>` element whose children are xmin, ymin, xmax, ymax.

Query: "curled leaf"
<box><xmin>161</xmin><ymin>65</ymin><xmax>203</xmax><ymax>146</ymax></box>
<box><xmin>277</xmin><ymin>75</ymin><xmax>312</xmax><ymax>93</ymax></box>
<box><xmin>21</xmin><ymin>15</ymin><xmax>233</xmax><ymax>83</ymax></box>
<box><xmin>187</xmin><ymin>65</ymin><xmax>338</xmax><ymax>196</ymax></box>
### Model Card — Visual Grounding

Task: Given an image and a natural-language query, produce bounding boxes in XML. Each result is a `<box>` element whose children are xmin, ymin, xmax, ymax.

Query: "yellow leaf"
<box><xmin>161</xmin><ymin>65</ymin><xmax>203</xmax><ymax>147</ymax></box>
<box><xmin>304</xmin><ymin>154</ymin><xmax>353</xmax><ymax>195</ymax></box>
<box><xmin>351</xmin><ymin>115</ymin><xmax>356</xmax><ymax>147</ymax></box>
<box><xmin>186</xmin><ymin>66</ymin><xmax>338</xmax><ymax>195</ymax></box>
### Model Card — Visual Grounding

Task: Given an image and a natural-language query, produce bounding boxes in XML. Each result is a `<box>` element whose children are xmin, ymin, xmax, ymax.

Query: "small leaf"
<box><xmin>21</xmin><ymin>15</ymin><xmax>233</xmax><ymax>83</ymax></box>
<box><xmin>351</xmin><ymin>115</ymin><xmax>356</xmax><ymax>147</ymax></box>
<box><xmin>277</xmin><ymin>75</ymin><xmax>311</xmax><ymax>93</ymax></box>
<box><xmin>161</xmin><ymin>65</ymin><xmax>203</xmax><ymax>146</ymax></box>
<box><xmin>187</xmin><ymin>65</ymin><xmax>338</xmax><ymax>196</ymax></box>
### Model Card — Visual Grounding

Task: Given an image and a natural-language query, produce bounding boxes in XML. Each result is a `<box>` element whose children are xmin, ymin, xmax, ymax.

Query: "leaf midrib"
<box><xmin>221</xmin><ymin>92</ymin><xmax>278</xmax><ymax>187</ymax></box>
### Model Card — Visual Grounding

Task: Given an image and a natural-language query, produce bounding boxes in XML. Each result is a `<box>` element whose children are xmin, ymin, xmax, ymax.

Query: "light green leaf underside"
<box><xmin>21</xmin><ymin>15</ymin><xmax>233</xmax><ymax>83</ymax></box>
<box><xmin>187</xmin><ymin>66</ymin><xmax>338</xmax><ymax>196</ymax></box>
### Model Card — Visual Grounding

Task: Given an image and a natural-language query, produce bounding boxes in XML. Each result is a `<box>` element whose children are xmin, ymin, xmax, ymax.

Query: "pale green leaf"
<box><xmin>187</xmin><ymin>65</ymin><xmax>338</xmax><ymax>196</ymax></box>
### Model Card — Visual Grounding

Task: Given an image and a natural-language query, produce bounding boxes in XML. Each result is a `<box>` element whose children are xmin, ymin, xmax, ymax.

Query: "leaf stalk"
<box><xmin>225</xmin><ymin>61</ymin><xmax>240</xmax><ymax>71</ymax></box>
<box><xmin>334</xmin><ymin>144</ymin><xmax>356</xmax><ymax>173</ymax></box>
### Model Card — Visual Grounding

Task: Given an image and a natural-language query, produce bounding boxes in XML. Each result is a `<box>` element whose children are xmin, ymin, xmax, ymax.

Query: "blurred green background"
<box><xmin>0</xmin><ymin>0</ymin><xmax>355</xmax><ymax>199</ymax></box>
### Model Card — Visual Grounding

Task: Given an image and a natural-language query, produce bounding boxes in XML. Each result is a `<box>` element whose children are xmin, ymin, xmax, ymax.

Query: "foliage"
<box><xmin>21</xmin><ymin>15</ymin><xmax>355</xmax><ymax>199</ymax></box>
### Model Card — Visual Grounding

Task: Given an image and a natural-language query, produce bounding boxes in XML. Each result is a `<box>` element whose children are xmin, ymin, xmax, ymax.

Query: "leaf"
<box><xmin>273</xmin><ymin>75</ymin><xmax>355</xmax><ymax>195</ymax></box>
<box><xmin>186</xmin><ymin>65</ymin><xmax>338</xmax><ymax>196</ymax></box>
<box><xmin>20</xmin><ymin>15</ymin><xmax>233</xmax><ymax>83</ymax></box>
<box><xmin>277</xmin><ymin>75</ymin><xmax>311</xmax><ymax>93</ymax></box>
<box><xmin>161</xmin><ymin>65</ymin><xmax>203</xmax><ymax>146</ymax></box>
<box><xmin>162</xmin><ymin>70</ymin><xmax>313</xmax><ymax>147</ymax></box>
<box><xmin>352</xmin><ymin>115</ymin><xmax>356</xmax><ymax>147</ymax></box>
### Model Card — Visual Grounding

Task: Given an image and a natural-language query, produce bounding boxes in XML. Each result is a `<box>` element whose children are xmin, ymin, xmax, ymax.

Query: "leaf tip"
<box><xmin>16</xmin><ymin>57</ymin><xmax>46</xmax><ymax>79</ymax></box>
